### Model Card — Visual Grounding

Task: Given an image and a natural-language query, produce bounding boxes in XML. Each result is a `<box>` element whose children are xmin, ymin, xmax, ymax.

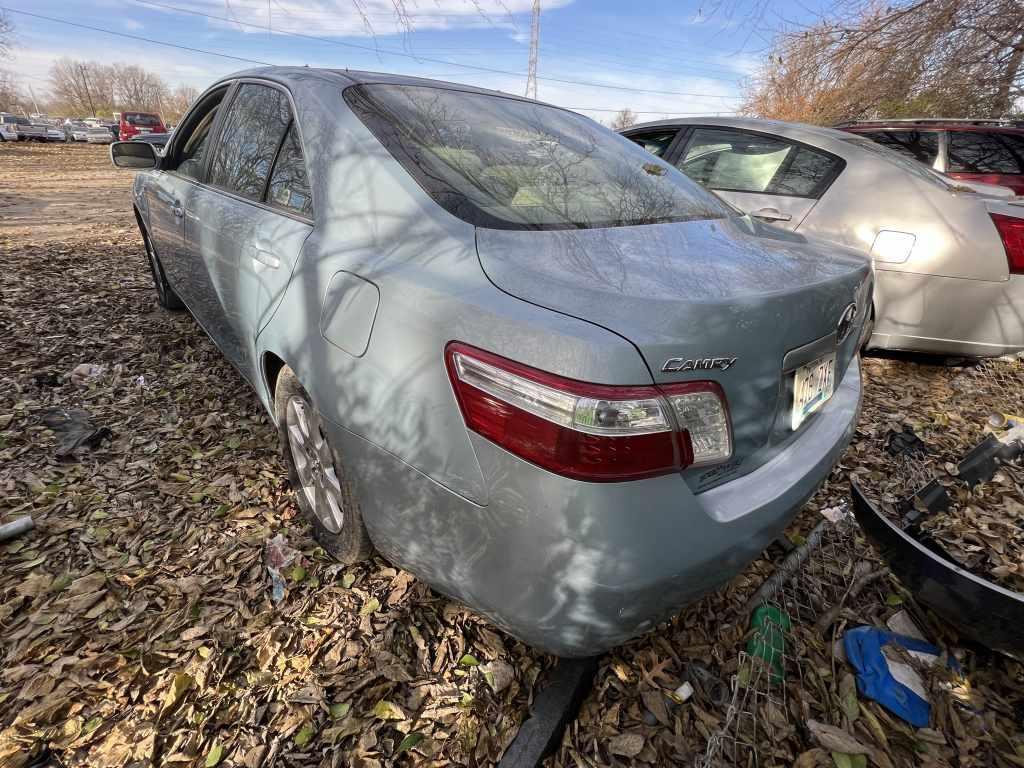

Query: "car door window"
<box><xmin>266</xmin><ymin>124</ymin><xmax>313</xmax><ymax>217</ymax></box>
<box><xmin>625</xmin><ymin>129</ymin><xmax>678</xmax><ymax>158</ymax></box>
<box><xmin>948</xmin><ymin>131</ymin><xmax>1024</xmax><ymax>174</ymax></box>
<box><xmin>165</xmin><ymin>87</ymin><xmax>228</xmax><ymax>181</ymax></box>
<box><xmin>679</xmin><ymin>128</ymin><xmax>842</xmax><ymax>198</ymax></box>
<box><xmin>857</xmin><ymin>130</ymin><xmax>939</xmax><ymax>165</ymax></box>
<box><xmin>208</xmin><ymin>83</ymin><xmax>292</xmax><ymax>201</ymax></box>
<box><xmin>177</xmin><ymin>110</ymin><xmax>218</xmax><ymax>181</ymax></box>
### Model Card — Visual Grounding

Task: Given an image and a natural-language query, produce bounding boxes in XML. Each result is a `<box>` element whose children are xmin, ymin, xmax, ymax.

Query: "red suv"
<box><xmin>119</xmin><ymin>111</ymin><xmax>166</xmax><ymax>142</ymax></box>
<box><xmin>838</xmin><ymin>119</ymin><xmax>1024</xmax><ymax>195</ymax></box>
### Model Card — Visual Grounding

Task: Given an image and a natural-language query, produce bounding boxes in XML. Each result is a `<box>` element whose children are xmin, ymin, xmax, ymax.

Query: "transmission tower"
<box><xmin>525</xmin><ymin>0</ymin><xmax>540</xmax><ymax>99</ymax></box>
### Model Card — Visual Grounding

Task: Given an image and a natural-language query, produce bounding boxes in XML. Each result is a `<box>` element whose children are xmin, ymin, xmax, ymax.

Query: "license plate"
<box><xmin>791</xmin><ymin>352</ymin><xmax>836</xmax><ymax>430</ymax></box>
<box><xmin>139</xmin><ymin>128</ymin><xmax>151</xmax><ymax>133</ymax></box>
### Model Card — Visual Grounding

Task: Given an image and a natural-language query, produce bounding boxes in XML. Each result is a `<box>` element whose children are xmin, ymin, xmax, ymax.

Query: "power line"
<box><xmin>126</xmin><ymin>0</ymin><xmax>741</xmax><ymax>100</ymax></box>
<box><xmin>0</xmin><ymin>6</ymin><xmax>275</xmax><ymax>66</ymax></box>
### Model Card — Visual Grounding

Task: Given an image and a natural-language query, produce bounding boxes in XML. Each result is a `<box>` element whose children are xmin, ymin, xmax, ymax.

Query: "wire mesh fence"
<box><xmin>699</xmin><ymin>513</ymin><xmax>871</xmax><ymax>768</ymax></box>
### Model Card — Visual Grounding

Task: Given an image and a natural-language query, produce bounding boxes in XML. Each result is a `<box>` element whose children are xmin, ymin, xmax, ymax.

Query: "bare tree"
<box><xmin>49</xmin><ymin>58</ymin><xmax>175</xmax><ymax>117</ymax></box>
<box><xmin>0</xmin><ymin>10</ymin><xmax>13</xmax><ymax>59</ymax></box>
<box><xmin>608</xmin><ymin>108</ymin><xmax>638</xmax><ymax>130</ymax></box>
<box><xmin>165</xmin><ymin>84</ymin><xmax>199</xmax><ymax>123</ymax></box>
<box><xmin>744</xmin><ymin>0</ymin><xmax>1024</xmax><ymax>124</ymax></box>
<box><xmin>50</xmin><ymin>59</ymin><xmax>114</xmax><ymax>117</ymax></box>
<box><xmin>0</xmin><ymin>70</ymin><xmax>21</xmax><ymax>112</ymax></box>
<box><xmin>0</xmin><ymin>10</ymin><xmax>18</xmax><ymax>111</ymax></box>
<box><xmin>112</xmin><ymin>63</ymin><xmax>169</xmax><ymax>114</ymax></box>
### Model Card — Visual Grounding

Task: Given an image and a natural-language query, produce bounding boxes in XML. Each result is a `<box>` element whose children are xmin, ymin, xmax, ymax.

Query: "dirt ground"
<box><xmin>1</xmin><ymin>142</ymin><xmax>1022</xmax><ymax>768</ymax></box>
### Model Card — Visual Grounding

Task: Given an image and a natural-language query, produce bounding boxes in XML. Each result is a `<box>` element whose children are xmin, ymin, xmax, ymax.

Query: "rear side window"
<box><xmin>948</xmin><ymin>131</ymin><xmax>1024</xmax><ymax>174</ymax></box>
<box><xmin>344</xmin><ymin>84</ymin><xmax>730</xmax><ymax>230</ymax></box>
<box><xmin>857</xmin><ymin>130</ymin><xmax>939</xmax><ymax>165</ymax></box>
<box><xmin>678</xmin><ymin>128</ymin><xmax>842</xmax><ymax>198</ymax></box>
<box><xmin>626</xmin><ymin>129</ymin><xmax>678</xmax><ymax>158</ymax></box>
<box><xmin>209</xmin><ymin>83</ymin><xmax>291</xmax><ymax>201</ymax></box>
<box><xmin>267</xmin><ymin>125</ymin><xmax>313</xmax><ymax>217</ymax></box>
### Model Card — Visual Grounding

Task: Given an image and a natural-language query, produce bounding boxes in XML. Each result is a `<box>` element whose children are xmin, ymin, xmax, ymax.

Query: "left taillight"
<box><xmin>445</xmin><ymin>343</ymin><xmax>732</xmax><ymax>482</ymax></box>
<box><xmin>991</xmin><ymin>213</ymin><xmax>1024</xmax><ymax>275</ymax></box>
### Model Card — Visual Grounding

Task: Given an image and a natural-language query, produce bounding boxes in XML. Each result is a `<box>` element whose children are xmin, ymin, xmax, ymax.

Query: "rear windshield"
<box><xmin>344</xmin><ymin>84</ymin><xmax>731</xmax><ymax>230</ymax></box>
<box><xmin>125</xmin><ymin>113</ymin><xmax>161</xmax><ymax>126</ymax></box>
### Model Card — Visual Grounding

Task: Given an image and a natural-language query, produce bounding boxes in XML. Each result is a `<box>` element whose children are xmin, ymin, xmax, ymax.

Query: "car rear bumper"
<box><xmin>870</xmin><ymin>270</ymin><xmax>1024</xmax><ymax>357</ymax></box>
<box><xmin>323</xmin><ymin>356</ymin><xmax>861</xmax><ymax>656</ymax></box>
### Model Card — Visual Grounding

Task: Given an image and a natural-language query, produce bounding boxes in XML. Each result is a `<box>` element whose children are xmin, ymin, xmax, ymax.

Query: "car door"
<box><xmin>142</xmin><ymin>86</ymin><xmax>230</xmax><ymax>303</ymax></box>
<box><xmin>672</xmin><ymin>126</ymin><xmax>844</xmax><ymax>231</ymax></box>
<box><xmin>185</xmin><ymin>81</ymin><xmax>313</xmax><ymax>384</ymax></box>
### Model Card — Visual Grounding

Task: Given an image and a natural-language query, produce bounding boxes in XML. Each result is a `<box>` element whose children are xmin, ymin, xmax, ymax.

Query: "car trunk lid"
<box><xmin>476</xmin><ymin>216</ymin><xmax>870</xmax><ymax>490</ymax></box>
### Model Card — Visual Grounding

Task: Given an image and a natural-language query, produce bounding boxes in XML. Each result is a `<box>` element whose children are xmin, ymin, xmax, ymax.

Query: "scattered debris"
<box><xmin>843</xmin><ymin>626</ymin><xmax>947</xmax><ymax>727</ymax></box>
<box><xmin>264</xmin><ymin>533</ymin><xmax>298</xmax><ymax>603</ymax></box>
<box><xmin>68</xmin><ymin>363</ymin><xmax>105</xmax><ymax>386</ymax></box>
<box><xmin>37</xmin><ymin>407</ymin><xmax>112</xmax><ymax>458</ymax></box>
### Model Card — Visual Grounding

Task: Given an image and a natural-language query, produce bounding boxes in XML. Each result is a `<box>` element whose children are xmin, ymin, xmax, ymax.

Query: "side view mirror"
<box><xmin>111</xmin><ymin>141</ymin><xmax>157</xmax><ymax>169</ymax></box>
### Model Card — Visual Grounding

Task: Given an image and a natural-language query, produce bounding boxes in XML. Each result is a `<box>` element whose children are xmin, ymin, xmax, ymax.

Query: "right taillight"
<box><xmin>445</xmin><ymin>342</ymin><xmax>732</xmax><ymax>482</ymax></box>
<box><xmin>991</xmin><ymin>213</ymin><xmax>1024</xmax><ymax>274</ymax></box>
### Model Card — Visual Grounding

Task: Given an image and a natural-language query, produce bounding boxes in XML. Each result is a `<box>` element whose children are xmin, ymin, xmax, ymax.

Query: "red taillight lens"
<box><xmin>445</xmin><ymin>343</ymin><xmax>732</xmax><ymax>482</ymax></box>
<box><xmin>991</xmin><ymin>213</ymin><xmax>1024</xmax><ymax>275</ymax></box>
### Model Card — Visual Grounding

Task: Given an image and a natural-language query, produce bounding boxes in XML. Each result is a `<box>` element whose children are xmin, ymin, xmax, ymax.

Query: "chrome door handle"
<box><xmin>750</xmin><ymin>207</ymin><xmax>792</xmax><ymax>222</ymax></box>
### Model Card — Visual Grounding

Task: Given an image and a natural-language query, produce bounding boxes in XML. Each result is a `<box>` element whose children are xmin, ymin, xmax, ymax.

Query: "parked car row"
<box><xmin>107</xmin><ymin>67</ymin><xmax>1024</xmax><ymax>658</ymax></box>
<box><xmin>1</xmin><ymin>110</ymin><xmax>170</xmax><ymax>144</ymax></box>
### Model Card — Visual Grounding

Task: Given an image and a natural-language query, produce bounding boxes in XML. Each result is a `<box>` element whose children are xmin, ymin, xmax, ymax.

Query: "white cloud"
<box><xmin>123</xmin><ymin>18</ymin><xmax>145</xmax><ymax>31</ymax></box>
<box><xmin>173</xmin><ymin>0</ymin><xmax>572</xmax><ymax>38</ymax></box>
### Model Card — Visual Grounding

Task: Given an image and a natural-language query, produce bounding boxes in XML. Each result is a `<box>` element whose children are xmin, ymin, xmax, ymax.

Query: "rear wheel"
<box><xmin>141</xmin><ymin>227</ymin><xmax>185</xmax><ymax>310</ymax></box>
<box><xmin>275</xmin><ymin>366</ymin><xmax>373</xmax><ymax>563</ymax></box>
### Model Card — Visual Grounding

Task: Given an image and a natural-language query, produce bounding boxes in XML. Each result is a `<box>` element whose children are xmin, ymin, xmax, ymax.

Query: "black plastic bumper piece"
<box><xmin>851</xmin><ymin>479</ymin><xmax>1024</xmax><ymax>660</ymax></box>
<box><xmin>498</xmin><ymin>656</ymin><xmax>599</xmax><ymax>768</ymax></box>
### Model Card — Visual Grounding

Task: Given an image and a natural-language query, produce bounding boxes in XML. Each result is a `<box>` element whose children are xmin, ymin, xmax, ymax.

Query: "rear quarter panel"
<box><xmin>800</xmin><ymin>154</ymin><xmax>1010</xmax><ymax>282</ymax></box>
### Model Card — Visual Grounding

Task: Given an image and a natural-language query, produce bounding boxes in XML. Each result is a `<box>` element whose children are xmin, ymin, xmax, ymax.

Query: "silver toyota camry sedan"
<box><xmin>111</xmin><ymin>68</ymin><xmax>870</xmax><ymax>656</ymax></box>
<box><xmin>624</xmin><ymin>117</ymin><xmax>1024</xmax><ymax>359</ymax></box>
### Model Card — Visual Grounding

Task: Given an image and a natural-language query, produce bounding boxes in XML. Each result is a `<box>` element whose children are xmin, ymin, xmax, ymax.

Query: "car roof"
<box><xmin>836</xmin><ymin>119</ymin><xmax>1024</xmax><ymax>133</ymax></box>
<box><xmin>628</xmin><ymin>116</ymin><xmax>861</xmax><ymax>151</ymax></box>
<box><xmin>211</xmin><ymin>66</ymin><xmax>558</xmax><ymax>110</ymax></box>
<box><xmin>843</xmin><ymin>122</ymin><xmax>1024</xmax><ymax>134</ymax></box>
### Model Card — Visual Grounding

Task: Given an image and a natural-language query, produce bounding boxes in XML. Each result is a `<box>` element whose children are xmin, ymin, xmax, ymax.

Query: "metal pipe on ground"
<box><xmin>0</xmin><ymin>516</ymin><xmax>35</xmax><ymax>543</ymax></box>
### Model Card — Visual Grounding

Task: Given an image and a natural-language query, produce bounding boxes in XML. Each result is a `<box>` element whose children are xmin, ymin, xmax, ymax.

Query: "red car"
<box><xmin>839</xmin><ymin>119</ymin><xmax>1024</xmax><ymax>195</ymax></box>
<box><xmin>119</xmin><ymin>111</ymin><xmax>166</xmax><ymax>142</ymax></box>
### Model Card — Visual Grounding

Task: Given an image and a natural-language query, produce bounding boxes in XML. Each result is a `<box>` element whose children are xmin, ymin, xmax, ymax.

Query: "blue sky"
<box><xmin>4</xmin><ymin>0</ymin><xmax>826</xmax><ymax>122</ymax></box>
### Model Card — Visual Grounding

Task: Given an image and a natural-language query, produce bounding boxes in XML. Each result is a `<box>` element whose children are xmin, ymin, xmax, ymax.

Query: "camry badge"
<box><xmin>662</xmin><ymin>356</ymin><xmax>738</xmax><ymax>373</ymax></box>
<box><xmin>836</xmin><ymin>302</ymin><xmax>857</xmax><ymax>344</ymax></box>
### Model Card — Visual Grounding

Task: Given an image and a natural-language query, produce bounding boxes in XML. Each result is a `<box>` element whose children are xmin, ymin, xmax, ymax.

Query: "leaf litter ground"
<box><xmin>1</xmin><ymin>142</ymin><xmax>1022</xmax><ymax>768</ymax></box>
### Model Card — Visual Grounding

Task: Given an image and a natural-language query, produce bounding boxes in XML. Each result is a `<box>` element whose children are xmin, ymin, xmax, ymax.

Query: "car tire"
<box><xmin>274</xmin><ymin>366</ymin><xmax>374</xmax><ymax>564</ymax></box>
<box><xmin>141</xmin><ymin>227</ymin><xmax>185</xmax><ymax>310</ymax></box>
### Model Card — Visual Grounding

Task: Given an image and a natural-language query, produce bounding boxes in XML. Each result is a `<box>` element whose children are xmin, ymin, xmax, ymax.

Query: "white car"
<box><xmin>64</xmin><ymin>121</ymin><xmax>91</xmax><ymax>142</ymax></box>
<box><xmin>0</xmin><ymin>113</ymin><xmax>18</xmax><ymax>141</ymax></box>
<box><xmin>86</xmin><ymin>126</ymin><xmax>115</xmax><ymax>144</ymax></box>
<box><xmin>625</xmin><ymin>117</ymin><xmax>1024</xmax><ymax>358</ymax></box>
<box><xmin>45</xmin><ymin>127</ymin><xmax>64</xmax><ymax>142</ymax></box>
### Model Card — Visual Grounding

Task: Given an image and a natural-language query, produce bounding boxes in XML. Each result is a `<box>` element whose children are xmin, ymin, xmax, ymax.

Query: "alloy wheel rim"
<box><xmin>285</xmin><ymin>396</ymin><xmax>345</xmax><ymax>534</ymax></box>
